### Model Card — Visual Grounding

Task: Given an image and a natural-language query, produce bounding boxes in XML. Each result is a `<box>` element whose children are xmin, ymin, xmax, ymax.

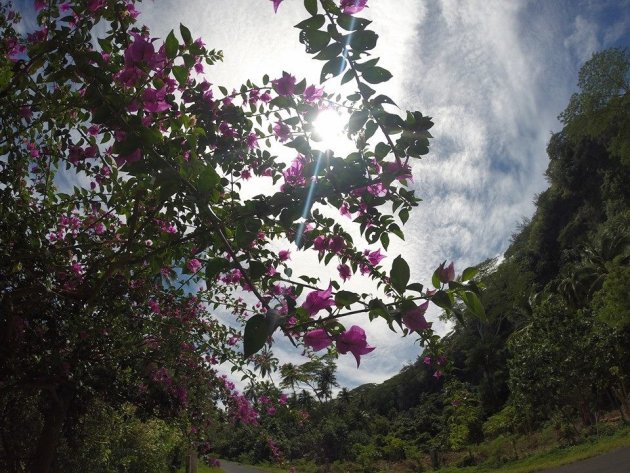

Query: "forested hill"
<box><xmin>215</xmin><ymin>48</ymin><xmax>630</xmax><ymax>470</ymax></box>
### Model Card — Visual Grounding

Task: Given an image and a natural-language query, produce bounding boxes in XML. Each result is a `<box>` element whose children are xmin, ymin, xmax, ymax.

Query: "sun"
<box><xmin>312</xmin><ymin>109</ymin><xmax>349</xmax><ymax>152</ymax></box>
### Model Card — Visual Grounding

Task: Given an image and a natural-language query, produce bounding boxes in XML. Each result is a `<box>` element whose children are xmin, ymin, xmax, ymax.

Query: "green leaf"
<box><xmin>407</xmin><ymin>283</ymin><xmax>424</xmax><ymax>293</ymax></box>
<box><xmin>372</xmin><ymin>94</ymin><xmax>397</xmax><ymax>107</ymax></box>
<box><xmin>299</xmin><ymin>29</ymin><xmax>330</xmax><ymax>53</ymax></box>
<box><xmin>206</xmin><ymin>257</ymin><xmax>230</xmax><ymax>281</ymax></box>
<box><xmin>462</xmin><ymin>266</ymin><xmax>478</xmax><ymax>282</ymax></box>
<box><xmin>462</xmin><ymin>291</ymin><xmax>486</xmax><ymax>320</ymax></box>
<box><xmin>321</xmin><ymin>56</ymin><xmax>348</xmax><ymax>82</ymax></box>
<box><xmin>348</xmin><ymin>110</ymin><xmax>369</xmax><ymax>134</ymax></box>
<box><xmin>295</xmin><ymin>14</ymin><xmax>325</xmax><ymax>30</ymax></box>
<box><xmin>197</xmin><ymin>166</ymin><xmax>219</xmax><ymax>195</ymax></box>
<box><xmin>362</xmin><ymin>66</ymin><xmax>393</xmax><ymax>84</ymax></box>
<box><xmin>390</xmin><ymin>255</ymin><xmax>410</xmax><ymax>293</ymax></box>
<box><xmin>431</xmin><ymin>290</ymin><xmax>453</xmax><ymax>310</ymax></box>
<box><xmin>336</xmin><ymin>13</ymin><xmax>371</xmax><ymax>31</ymax></box>
<box><xmin>432</xmin><ymin>269</ymin><xmax>441</xmax><ymax>289</ymax></box>
<box><xmin>243</xmin><ymin>314</ymin><xmax>268</xmax><ymax>357</ymax></box>
<box><xmin>180</xmin><ymin>23</ymin><xmax>192</xmax><ymax>45</ymax></box>
<box><xmin>304</xmin><ymin>0</ymin><xmax>318</xmax><ymax>15</ymax></box>
<box><xmin>165</xmin><ymin>30</ymin><xmax>178</xmax><ymax>59</ymax></box>
<box><xmin>365</xmin><ymin>120</ymin><xmax>378</xmax><ymax>140</ymax></box>
<box><xmin>380</xmin><ymin>232</ymin><xmax>390</xmax><ymax>250</ymax></box>
<box><xmin>172</xmin><ymin>65</ymin><xmax>188</xmax><ymax>86</ymax></box>
<box><xmin>340</xmin><ymin>69</ymin><xmax>354</xmax><ymax>85</ymax></box>
<box><xmin>347</xmin><ymin>30</ymin><xmax>378</xmax><ymax>51</ymax></box>
<box><xmin>375</xmin><ymin>142</ymin><xmax>390</xmax><ymax>158</ymax></box>
<box><xmin>335</xmin><ymin>290</ymin><xmax>360</xmax><ymax>307</ymax></box>
<box><xmin>249</xmin><ymin>260</ymin><xmax>267</xmax><ymax>280</ymax></box>
<box><xmin>313</xmin><ymin>42</ymin><xmax>343</xmax><ymax>61</ymax></box>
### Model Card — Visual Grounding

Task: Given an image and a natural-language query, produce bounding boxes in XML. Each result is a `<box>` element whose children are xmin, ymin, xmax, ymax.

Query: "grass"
<box><xmin>436</xmin><ymin>424</ymin><xmax>630</xmax><ymax>473</ymax></box>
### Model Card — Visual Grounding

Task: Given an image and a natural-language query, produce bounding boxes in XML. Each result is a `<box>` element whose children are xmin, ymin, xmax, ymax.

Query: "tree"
<box><xmin>0</xmin><ymin>1</ymin><xmax>483</xmax><ymax>471</ymax></box>
<box><xmin>559</xmin><ymin>48</ymin><xmax>630</xmax><ymax>164</ymax></box>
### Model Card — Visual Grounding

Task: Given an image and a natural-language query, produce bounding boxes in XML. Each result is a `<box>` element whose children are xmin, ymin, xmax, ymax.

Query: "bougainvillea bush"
<box><xmin>0</xmin><ymin>0</ymin><xmax>484</xmax><ymax>471</ymax></box>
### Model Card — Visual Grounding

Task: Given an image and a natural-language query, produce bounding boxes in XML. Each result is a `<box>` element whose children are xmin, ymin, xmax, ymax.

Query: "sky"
<box><xmin>15</xmin><ymin>0</ymin><xmax>630</xmax><ymax>392</ymax></box>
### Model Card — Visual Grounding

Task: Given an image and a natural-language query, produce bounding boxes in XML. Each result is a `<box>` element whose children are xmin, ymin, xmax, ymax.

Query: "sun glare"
<box><xmin>312</xmin><ymin>109</ymin><xmax>348</xmax><ymax>151</ymax></box>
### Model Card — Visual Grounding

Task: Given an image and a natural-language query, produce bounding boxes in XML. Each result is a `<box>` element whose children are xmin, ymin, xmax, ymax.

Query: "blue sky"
<box><xmin>14</xmin><ymin>0</ymin><xmax>630</xmax><ymax>391</ymax></box>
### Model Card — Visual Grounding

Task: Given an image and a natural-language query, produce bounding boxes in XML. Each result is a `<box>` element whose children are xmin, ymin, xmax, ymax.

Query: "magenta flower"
<box><xmin>35</xmin><ymin>0</ymin><xmax>46</xmax><ymax>11</ymax></box>
<box><xmin>270</xmin><ymin>0</ymin><xmax>284</xmax><ymax>13</ymax></box>
<box><xmin>115</xmin><ymin>148</ymin><xmax>141</xmax><ymax>166</ymax></box>
<box><xmin>336</xmin><ymin>326</ymin><xmax>375</xmax><ymax>367</ymax></box>
<box><xmin>273</xmin><ymin>121</ymin><xmax>291</xmax><ymax>143</ymax></box>
<box><xmin>282</xmin><ymin>155</ymin><xmax>306</xmax><ymax>189</ymax></box>
<box><xmin>278</xmin><ymin>250</ymin><xmax>291</xmax><ymax>261</ymax></box>
<box><xmin>364</xmin><ymin>248</ymin><xmax>385</xmax><ymax>266</ymax></box>
<box><xmin>340</xmin><ymin>0</ymin><xmax>368</xmax><ymax>14</ymax></box>
<box><xmin>302</xmin><ymin>283</ymin><xmax>335</xmax><ymax>316</ymax></box>
<box><xmin>246</xmin><ymin>132</ymin><xmax>259</xmax><ymax>149</ymax></box>
<box><xmin>88</xmin><ymin>0</ymin><xmax>106</xmax><ymax>12</ymax></box>
<box><xmin>187</xmin><ymin>258</ymin><xmax>202</xmax><ymax>273</ymax></box>
<box><xmin>337</xmin><ymin>263</ymin><xmax>352</xmax><ymax>282</ymax></box>
<box><xmin>148</xmin><ymin>299</ymin><xmax>161</xmax><ymax>314</ymax></box>
<box><xmin>402</xmin><ymin>301</ymin><xmax>431</xmax><ymax>332</ymax></box>
<box><xmin>260</xmin><ymin>91</ymin><xmax>272</xmax><ymax>103</ymax></box>
<box><xmin>272</xmin><ymin>72</ymin><xmax>297</xmax><ymax>97</ymax></box>
<box><xmin>328</xmin><ymin>236</ymin><xmax>345</xmax><ymax>254</ymax></box>
<box><xmin>143</xmin><ymin>87</ymin><xmax>170</xmax><ymax>113</ymax></box>
<box><xmin>313</xmin><ymin>235</ymin><xmax>328</xmax><ymax>252</ymax></box>
<box><xmin>437</xmin><ymin>261</ymin><xmax>455</xmax><ymax>283</ymax></box>
<box><xmin>423</xmin><ymin>356</ymin><xmax>431</xmax><ymax>365</ymax></box>
<box><xmin>303</xmin><ymin>328</ymin><xmax>333</xmax><ymax>351</ymax></box>
<box><xmin>303</xmin><ymin>85</ymin><xmax>324</xmax><ymax>103</ymax></box>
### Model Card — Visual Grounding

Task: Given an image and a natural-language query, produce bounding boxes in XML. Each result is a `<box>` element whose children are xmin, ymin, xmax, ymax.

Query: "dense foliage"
<box><xmin>0</xmin><ymin>0</ymin><xmax>485</xmax><ymax>471</ymax></box>
<box><xmin>214</xmin><ymin>48</ymin><xmax>630</xmax><ymax>471</ymax></box>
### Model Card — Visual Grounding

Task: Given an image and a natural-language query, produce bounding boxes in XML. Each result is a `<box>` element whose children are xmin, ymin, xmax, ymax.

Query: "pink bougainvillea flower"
<box><xmin>87</xmin><ymin>0</ymin><xmax>106</xmax><ymax>13</ymax></box>
<box><xmin>313</xmin><ymin>235</ymin><xmax>328</xmax><ymax>252</ymax></box>
<box><xmin>273</xmin><ymin>121</ymin><xmax>291</xmax><ymax>143</ymax></box>
<box><xmin>282</xmin><ymin>154</ymin><xmax>306</xmax><ymax>189</ymax></box>
<box><xmin>115</xmin><ymin>148</ymin><xmax>141</xmax><ymax>166</ymax></box>
<box><xmin>328</xmin><ymin>236</ymin><xmax>345</xmax><ymax>254</ymax></box>
<box><xmin>302</xmin><ymin>283</ymin><xmax>335</xmax><ymax>316</ymax></box>
<box><xmin>125</xmin><ymin>1</ymin><xmax>140</xmax><ymax>19</ymax></box>
<box><xmin>364</xmin><ymin>248</ymin><xmax>385</xmax><ymax>266</ymax></box>
<box><xmin>187</xmin><ymin>258</ymin><xmax>202</xmax><ymax>273</ymax></box>
<box><xmin>436</xmin><ymin>261</ymin><xmax>455</xmax><ymax>283</ymax></box>
<box><xmin>246</xmin><ymin>132</ymin><xmax>259</xmax><ymax>149</ymax></box>
<box><xmin>303</xmin><ymin>328</ymin><xmax>333</xmax><ymax>351</ymax></box>
<box><xmin>143</xmin><ymin>87</ymin><xmax>170</xmax><ymax>113</ymax></box>
<box><xmin>384</xmin><ymin>160</ymin><xmax>413</xmax><ymax>181</ymax></box>
<box><xmin>337</xmin><ymin>263</ymin><xmax>352</xmax><ymax>282</ymax></box>
<box><xmin>278</xmin><ymin>250</ymin><xmax>291</xmax><ymax>261</ymax></box>
<box><xmin>402</xmin><ymin>301</ymin><xmax>431</xmax><ymax>332</ymax></box>
<box><xmin>423</xmin><ymin>355</ymin><xmax>431</xmax><ymax>365</ymax></box>
<box><xmin>59</xmin><ymin>2</ymin><xmax>71</xmax><ymax>12</ymax></box>
<box><xmin>270</xmin><ymin>0</ymin><xmax>284</xmax><ymax>13</ymax></box>
<box><xmin>34</xmin><ymin>0</ymin><xmax>46</xmax><ymax>11</ymax></box>
<box><xmin>303</xmin><ymin>84</ymin><xmax>324</xmax><ymax>103</ymax></box>
<box><xmin>433</xmin><ymin>370</ymin><xmax>443</xmax><ymax>379</ymax></box>
<box><xmin>148</xmin><ymin>299</ymin><xmax>161</xmax><ymax>314</ymax></box>
<box><xmin>339</xmin><ymin>202</ymin><xmax>352</xmax><ymax>218</ymax></box>
<box><xmin>336</xmin><ymin>325</ymin><xmax>375</xmax><ymax>367</ymax></box>
<box><xmin>271</xmin><ymin>71</ymin><xmax>297</xmax><ymax>97</ymax></box>
<box><xmin>260</xmin><ymin>91</ymin><xmax>272</xmax><ymax>103</ymax></box>
<box><xmin>340</xmin><ymin>0</ymin><xmax>368</xmax><ymax>14</ymax></box>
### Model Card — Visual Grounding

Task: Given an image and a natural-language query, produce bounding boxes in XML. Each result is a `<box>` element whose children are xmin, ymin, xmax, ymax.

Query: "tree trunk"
<box><xmin>186</xmin><ymin>448</ymin><xmax>198</xmax><ymax>473</ymax></box>
<box><xmin>29</xmin><ymin>388</ymin><xmax>71</xmax><ymax>473</ymax></box>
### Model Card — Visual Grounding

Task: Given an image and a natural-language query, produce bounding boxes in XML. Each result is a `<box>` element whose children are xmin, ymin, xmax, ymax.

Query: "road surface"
<box><xmin>219</xmin><ymin>460</ymin><xmax>267</xmax><ymax>473</ymax></box>
<box><xmin>541</xmin><ymin>446</ymin><xmax>630</xmax><ymax>473</ymax></box>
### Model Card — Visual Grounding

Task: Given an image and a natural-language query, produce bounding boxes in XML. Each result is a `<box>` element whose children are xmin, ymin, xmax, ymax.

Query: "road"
<box><xmin>219</xmin><ymin>460</ymin><xmax>268</xmax><ymax>473</ymax></box>
<box><xmin>218</xmin><ymin>448</ymin><xmax>630</xmax><ymax>473</ymax></box>
<box><xmin>541</xmin><ymin>446</ymin><xmax>630</xmax><ymax>473</ymax></box>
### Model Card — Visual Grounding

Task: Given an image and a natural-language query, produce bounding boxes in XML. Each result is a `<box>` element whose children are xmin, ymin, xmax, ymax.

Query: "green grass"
<box><xmin>436</xmin><ymin>424</ymin><xmax>630</xmax><ymax>473</ymax></box>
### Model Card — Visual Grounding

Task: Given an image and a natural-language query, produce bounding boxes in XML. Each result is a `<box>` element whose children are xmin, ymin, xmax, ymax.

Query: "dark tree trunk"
<box><xmin>29</xmin><ymin>388</ymin><xmax>71</xmax><ymax>473</ymax></box>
